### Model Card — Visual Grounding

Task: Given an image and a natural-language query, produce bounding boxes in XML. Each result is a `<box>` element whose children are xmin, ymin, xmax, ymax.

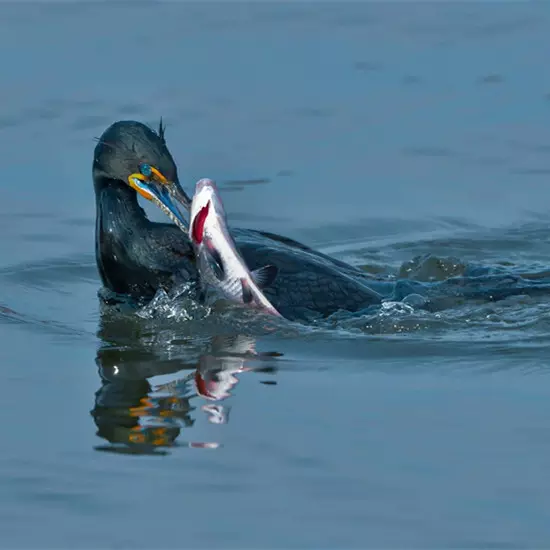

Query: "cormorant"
<box><xmin>93</xmin><ymin>120</ymin><xmax>382</xmax><ymax>319</ymax></box>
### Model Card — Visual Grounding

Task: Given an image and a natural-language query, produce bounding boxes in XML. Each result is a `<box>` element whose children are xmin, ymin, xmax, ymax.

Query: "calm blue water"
<box><xmin>3</xmin><ymin>2</ymin><xmax>550</xmax><ymax>548</ymax></box>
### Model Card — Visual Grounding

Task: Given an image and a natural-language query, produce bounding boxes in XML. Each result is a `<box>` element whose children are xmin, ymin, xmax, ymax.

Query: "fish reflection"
<box><xmin>91</xmin><ymin>313</ymin><xmax>280</xmax><ymax>455</ymax></box>
<box><xmin>156</xmin><ymin>335</ymin><xmax>280</xmax><ymax>427</ymax></box>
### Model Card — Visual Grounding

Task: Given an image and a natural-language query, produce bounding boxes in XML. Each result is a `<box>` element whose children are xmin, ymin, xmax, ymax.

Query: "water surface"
<box><xmin>2</xmin><ymin>3</ymin><xmax>550</xmax><ymax>548</ymax></box>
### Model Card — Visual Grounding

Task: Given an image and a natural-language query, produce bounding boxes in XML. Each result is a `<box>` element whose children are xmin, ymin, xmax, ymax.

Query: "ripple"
<box><xmin>402</xmin><ymin>146</ymin><xmax>454</xmax><ymax>158</ymax></box>
<box><xmin>0</xmin><ymin>116</ymin><xmax>18</xmax><ymax>129</ymax></box>
<box><xmin>478</xmin><ymin>74</ymin><xmax>505</xmax><ymax>85</ymax></box>
<box><xmin>116</xmin><ymin>103</ymin><xmax>148</xmax><ymax>116</ymax></box>
<box><xmin>0</xmin><ymin>255</ymin><xmax>98</xmax><ymax>288</ymax></box>
<box><xmin>402</xmin><ymin>75</ymin><xmax>421</xmax><ymax>85</ymax></box>
<box><xmin>510</xmin><ymin>168</ymin><xmax>550</xmax><ymax>176</ymax></box>
<box><xmin>292</xmin><ymin>107</ymin><xmax>334</xmax><ymax>118</ymax></box>
<box><xmin>354</xmin><ymin>61</ymin><xmax>383</xmax><ymax>73</ymax></box>
<box><xmin>223</xmin><ymin>178</ymin><xmax>271</xmax><ymax>186</ymax></box>
<box><xmin>71</xmin><ymin>115</ymin><xmax>112</xmax><ymax>131</ymax></box>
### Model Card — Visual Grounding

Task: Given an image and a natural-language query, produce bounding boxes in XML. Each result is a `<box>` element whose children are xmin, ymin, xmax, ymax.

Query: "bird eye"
<box><xmin>139</xmin><ymin>163</ymin><xmax>152</xmax><ymax>178</ymax></box>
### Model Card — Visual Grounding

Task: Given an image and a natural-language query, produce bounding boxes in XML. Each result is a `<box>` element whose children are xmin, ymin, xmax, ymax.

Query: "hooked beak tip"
<box><xmin>159</xmin><ymin>185</ymin><xmax>191</xmax><ymax>232</ymax></box>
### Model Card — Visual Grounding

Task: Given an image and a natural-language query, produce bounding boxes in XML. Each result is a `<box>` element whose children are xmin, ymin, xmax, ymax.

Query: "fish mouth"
<box><xmin>128</xmin><ymin>174</ymin><xmax>191</xmax><ymax>233</ymax></box>
<box><xmin>195</xmin><ymin>177</ymin><xmax>217</xmax><ymax>194</ymax></box>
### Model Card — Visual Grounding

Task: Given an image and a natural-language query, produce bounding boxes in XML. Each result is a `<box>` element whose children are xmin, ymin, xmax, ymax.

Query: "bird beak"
<box><xmin>128</xmin><ymin>169</ymin><xmax>192</xmax><ymax>233</ymax></box>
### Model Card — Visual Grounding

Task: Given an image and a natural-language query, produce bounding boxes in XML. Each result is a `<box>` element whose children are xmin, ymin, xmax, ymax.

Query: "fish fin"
<box><xmin>251</xmin><ymin>265</ymin><xmax>278</xmax><ymax>288</ymax></box>
<box><xmin>204</xmin><ymin>246</ymin><xmax>225</xmax><ymax>281</ymax></box>
<box><xmin>241</xmin><ymin>278</ymin><xmax>254</xmax><ymax>304</ymax></box>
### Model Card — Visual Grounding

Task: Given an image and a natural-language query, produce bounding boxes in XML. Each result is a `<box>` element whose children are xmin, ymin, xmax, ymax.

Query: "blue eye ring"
<box><xmin>139</xmin><ymin>163</ymin><xmax>152</xmax><ymax>177</ymax></box>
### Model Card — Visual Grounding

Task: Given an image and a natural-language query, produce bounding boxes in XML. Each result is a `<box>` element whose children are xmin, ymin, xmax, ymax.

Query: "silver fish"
<box><xmin>189</xmin><ymin>178</ymin><xmax>282</xmax><ymax>317</ymax></box>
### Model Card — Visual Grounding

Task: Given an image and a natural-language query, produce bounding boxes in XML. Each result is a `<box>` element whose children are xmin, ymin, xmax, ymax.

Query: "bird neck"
<box><xmin>94</xmin><ymin>176</ymin><xmax>154</xmax><ymax>290</ymax></box>
<box><xmin>94</xmin><ymin>177</ymin><xmax>149</xmax><ymax>227</ymax></box>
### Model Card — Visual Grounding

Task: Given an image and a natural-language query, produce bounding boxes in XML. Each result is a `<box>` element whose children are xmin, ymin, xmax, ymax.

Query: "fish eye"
<box><xmin>139</xmin><ymin>163</ymin><xmax>152</xmax><ymax>178</ymax></box>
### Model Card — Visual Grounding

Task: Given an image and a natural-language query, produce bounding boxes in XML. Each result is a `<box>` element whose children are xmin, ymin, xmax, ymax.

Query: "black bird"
<box><xmin>93</xmin><ymin>120</ymin><xmax>382</xmax><ymax>319</ymax></box>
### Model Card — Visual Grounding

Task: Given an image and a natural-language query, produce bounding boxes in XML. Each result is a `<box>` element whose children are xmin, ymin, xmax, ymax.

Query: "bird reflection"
<box><xmin>91</xmin><ymin>310</ymin><xmax>281</xmax><ymax>455</ymax></box>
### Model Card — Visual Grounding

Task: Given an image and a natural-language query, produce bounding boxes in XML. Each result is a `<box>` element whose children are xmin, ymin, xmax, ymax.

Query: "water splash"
<box><xmin>136</xmin><ymin>282</ymin><xmax>211</xmax><ymax>322</ymax></box>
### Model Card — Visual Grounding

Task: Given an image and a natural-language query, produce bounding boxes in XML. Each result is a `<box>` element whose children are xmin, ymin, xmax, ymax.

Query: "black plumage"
<box><xmin>93</xmin><ymin>120</ymin><xmax>382</xmax><ymax>319</ymax></box>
